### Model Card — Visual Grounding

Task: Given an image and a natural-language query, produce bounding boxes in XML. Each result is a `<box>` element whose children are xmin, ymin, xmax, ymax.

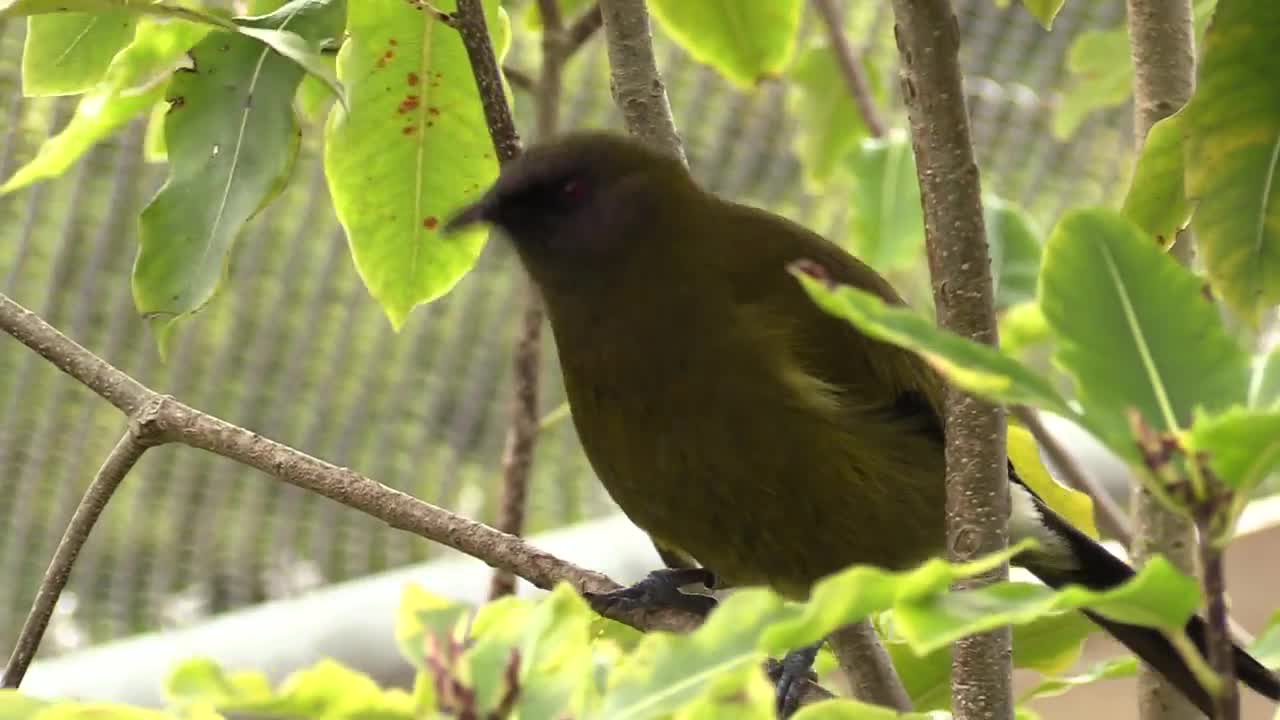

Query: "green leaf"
<box><xmin>1052</xmin><ymin>28</ymin><xmax>1131</xmax><ymax>140</ymax></box>
<box><xmin>760</xmin><ymin>541</ymin><xmax>1033</xmax><ymax>653</ymax></box>
<box><xmin>1019</xmin><ymin>0</ymin><xmax>1065</xmax><ymax>30</ymax></box>
<box><xmin>143</xmin><ymin>99</ymin><xmax>168</xmax><ymax>162</ymax></box>
<box><xmin>999</xmin><ymin>301</ymin><xmax>1051</xmax><ymax>359</ymax></box>
<box><xmin>1251</xmin><ymin>610</ymin><xmax>1280</xmax><ymax>669</ymax></box>
<box><xmin>985</xmin><ymin>194</ymin><xmax>1043</xmax><ymax>309</ymax></box>
<box><xmin>515</xmin><ymin>584</ymin><xmax>599</xmax><ymax>720</ymax></box>
<box><xmin>0</xmin><ymin>692</ymin><xmax>50</xmax><ymax>719</ymax></box>
<box><xmin>1190</xmin><ymin>407</ymin><xmax>1280</xmax><ymax>492</ymax></box>
<box><xmin>1009</xmin><ymin>424</ymin><xmax>1099</xmax><ymax>539</ymax></box>
<box><xmin>165</xmin><ymin>657</ymin><xmax>273</xmax><ymax>706</ymax></box>
<box><xmin>885</xmin><ymin>610</ymin><xmax>1094</xmax><ymax>710</ymax></box>
<box><xmin>796</xmin><ymin>274</ymin><xmax>1075</xmax><ymax>418</ymax></box>
<box><xmin>394</xmin><ymin>583</ymin><xmax>469</xmax><ymax>670</ymax></box>
<box><xmin>324</xmin><ymin>0</ymin><xmax>508</xmax><ymax>329</ymax></box>
<box><xmin>2</xmin><ymin>1</ymin><xmax>238</xmax><ymax>29</ymax></box>
<box><xmin>22</xmin><ymin>11</ymin><xmax>137</xmax><ymax>96</ymax></box>
<box><xmin>1183</xmin><ymin>0</ymin><xmax>1280</xmax><ymax>324</ymax></box>
<box><xmin>133</xmin><ymin>0</ymin><xmax>343</xmax><ymax>350</ymax></box>
<box><xmin>649</xmin><ymin>0</ymin><xmax>802</xmax><ymax>88</ymax></box>
<box><xmin>790</xmin><ymin>698</ymin><xmax>939</xmax><ymax>719</ymax></box>
<box><xmin>893</xmin><ymin>556</ymin><xmax>1200</xmax><ymax>655</ymax></box>
<box><xmin>1038</xmin><ymin>209</ymin><xmax>1249</xmax><ymax>458</ymax></box>
<box><xmin>600</xmin><ymin>590</ymin><xmax>793</xmax><ymax>720</ymax></box>
<box><xmin>671</xmin><ymin>662</ymin><xmax>776</xmax><ymax>720</ymax></box>
<box><xmin>1019</xmin><ymin>656</ymin><xmax>1139</xmax><ymax>702</ymax></box>
<box><xmin>1251</xmin><ymin>348</ymin><xmax>1280</xmax><ymax>408</ymax></box>
<box><xmin>2</xmin><ymin>18</ymin><xmax>208</xmax><ymax>193</ymax></box>
<box><xmin>842</xmin><ymin>132</ymin><xmax>924</xmax><ymax>273</ymax></box>
<box><xmin>788</xmin><ymin>43</ymin><xmax>879</xmax><ymax>186</ymax></box>
<box><xmin>1122</xmin><ymin>112</ymin><xmax>1191</xmax><ymax>248</ymax></box>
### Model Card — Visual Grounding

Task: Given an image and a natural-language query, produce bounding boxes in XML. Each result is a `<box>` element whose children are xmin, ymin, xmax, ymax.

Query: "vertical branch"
<box><xmin>1194</xmin><ymin>495</ymin><xmax>1239</xmax><ymax>720</ymax></box>
<box><xmin>597</xmin><ymin>0</ymin><xmax>686</xmax><ymax>163</ymax></box>
<box><xmin>1125</xmin><ymin>1</ymin><xmax>1203</xmax><ymax>717</ymax></box>
<box><xmin>2</xmin><ymin>428</ymin><xmax>151</xmax><ymax>688</ymax></box>
<box><xmin>453</xmin><ymin>0</ymin><xmax>522</xmax><ymax>164</ymax></box>
<box><xmin>889</xmin><ymin>2</ymin><xmax>1011</xmax><ymax>719</ymax></box>
<box><xmin>487</xmin><ymin>0</ymin><xmax>568</xmax><ymax>600</ymax></box>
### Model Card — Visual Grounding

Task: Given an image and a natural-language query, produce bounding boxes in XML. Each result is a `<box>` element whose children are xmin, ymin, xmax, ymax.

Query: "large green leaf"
<box><xmin>796</xmin><ymin>274</ymin><xmax>1075</xmax><ymax>418</ymax></box>
<box><xmin>134</xmin><ymin>0</ymin><xmax>345</xmax><ymax>350</ymax></box>
<box><xmin>324</xmin><ymin>0</ymin><xmax>508</xmax><ymax>328</ymax></box>
<box><xmin>599</xmin><ymin>589</ymin><xmax>792</xmax><ymax>720</ymax></box>
<box><xmin>1018</xmin><ymin>656</ymin><xmax>1139</xmax><ymax>702</ymax></box>
<box><xmin>1189</xmin><ymin>407</ymin><xmax>1280</xmax><ymax>492</ymax></box>
<box><xmin>22</xmin><ymin>11</ymin><xmax>137</xmax><ymax>95</ymax></box>
<box><xmin>985</xmin><ymin>194</ymin><xmax>1043</xmax><ymax>309</ymax></box>
<box><xmin>1122</xmin><ymin>112</ymin><xmax>1192</xmax><ymax>248</ymax></box>
<box><xmin>1038</xmin><ymin>209</ymin><xmax>1249</xmax><ymax>457</ymax></box>
<box><xmin>841</xmin><ymin>133</ymin><xmax>924</xmax><ymax>273</ymax></box>
<box><xmin>5</xmin><ymin>0</ymin><xmax>341</xmax><ymax>98</ymax></box>
<box><xmin>1184</xmin><ymin>0</ymin><xmax>1280</xmax><ymax>324</ymax></box>
<box><xmin>2</xmin><ymin>18</ymin><xmax>208</xmax><ymax>193</ymax></box>
<box><xmin>787</xmin><ymin>43</ymin><xmax>878</xmax><ymax>186</ymax></box>
<box><xmin>649</xmin><ymin>0</ymin><xmax>801</xmax><ymax>88</ymax></box>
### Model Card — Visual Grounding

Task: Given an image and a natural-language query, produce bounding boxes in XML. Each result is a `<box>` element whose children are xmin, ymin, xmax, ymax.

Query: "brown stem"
<box><xmin>597</xmin><ymin>0</ymin><xmax>686</xmax><ymax>163</ymax></box>
<box><xmin>810</xmin><ymin>0</ymin><xmax>887</xmax><ymax>138</ymax></box>
<box><xmin>1</xmin><ymin>429</ymin><xmax>149</xmax><ymax>688</ymax></box>
<box><xmin>1125</xmin><ymin>1</ymin><xmax>1201</xmax><ymax>716</ymax></box>
<box><xmin>829</xmin><ymin>622</ymin><xmax>913</xmax><ymax>710</ymax></box>
<box><xmin>565</xmin><ymin>4</ymin><xmax>604</xmax><ymax>56</ymax></box>
<box><xmin>1196</xmin><ymin>511</ymin><xmax>1239</xmax><ymax>719</ymax></box>
<box><xmin>1011</xmin><ymin>406</ymin><xmax>1134</xmax><ymax>546</ymax></box>
<box><xmin>0</xmin><ymin>293</ymin><xmax>703</xmax><ymax>645</ymax></box>
<box><xmin>889</xmin><ymin>2</ymin><xmax>1011</xmax><ymax>718</ymax></box>
<box><xmin>453</xmin><ymin>0</ymin><xmax>522</xmax><ymax>164</ymax></box>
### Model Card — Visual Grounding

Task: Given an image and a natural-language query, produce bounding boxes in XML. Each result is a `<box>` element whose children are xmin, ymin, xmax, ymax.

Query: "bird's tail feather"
<box><xmin>1025</xmin><ymin>509</ymin><xmax>1279</xmax><ymax>717</ymax></box>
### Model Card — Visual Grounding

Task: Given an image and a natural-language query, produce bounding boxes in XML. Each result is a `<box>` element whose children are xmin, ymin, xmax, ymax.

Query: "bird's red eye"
<box><xmin>560</xmin><ymin>178</ymin><xmax>587</xmax><ymax>204</ymax></box>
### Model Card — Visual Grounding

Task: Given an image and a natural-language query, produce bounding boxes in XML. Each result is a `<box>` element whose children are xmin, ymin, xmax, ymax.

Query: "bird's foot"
<box><xmin>766</xmin><ymin>642</ymin><xmax>821</xmax><ymax>718</ymax></box>
<box><xmin>584</xmin><ymin>567</ymin><xmax>717</xmax><ymax>618</ymax></box>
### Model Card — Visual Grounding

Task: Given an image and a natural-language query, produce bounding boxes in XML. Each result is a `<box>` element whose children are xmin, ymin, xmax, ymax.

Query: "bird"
<box><xmin>444</xmin><ymin>130</ymin><xmax>1280</xmax><ymax>716</ymax></box>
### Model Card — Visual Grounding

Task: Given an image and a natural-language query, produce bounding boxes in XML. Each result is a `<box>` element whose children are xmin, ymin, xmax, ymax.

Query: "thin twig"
<box><xmin>810</xmin><ymin>0</ymin><xmax>887</xmax><ymax>138</ymax></box>
<box><xmin>829</xmin><ymin>623</ymin><xmax>912</xmax><ymax>710</ymax></box>
<box><xmin>1012</xmin><ymin>406</ymin><xmax>1133</xmax><ymax>546</ymax></box>
<box><xmin>565</xmin><ymin>4</ymin><xmax>604</xmax><ymax>56</ymax></box>
<box><xmin>1194</xmin><ymin>483</ymin><xmax>1240</xmax><ymax>720</ymax></box>
<box><xmin>0</xmin><ymin>293</ymin><xmax>703</xmax><ymax>649</ymax></box>
<box><xmin>889</xmin><ymin>2</ymin><xmax>1012</xmax><ymax>718</ymax></box>
<box><xmin>453</xmin><ymin>0</ymin><xmax>521</xmax><ymax>163</ymax></box>
<box><xmin>1</xmin><ymin>428</ymin><xmax>150</xmax><ymax>688</ymax></box>
<box><xmin>501</xmin><ymin>63</ymin><xmax>536</xmax><ymax>93</ymax></box>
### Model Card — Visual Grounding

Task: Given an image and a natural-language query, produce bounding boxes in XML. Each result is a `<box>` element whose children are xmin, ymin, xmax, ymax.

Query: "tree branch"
<box><xmin>829</xmin><ymin>623</ymin><xmax>912</xmax><ymax>710</ymax></box>
<box><xmin>1</xmin><ymin>429</ymin><xmax>150</xmax><ymax>688</ymax></box>
<box><xmin>810</xmin><ymin>0</ymin><xmax>887</xmax><ymax>139</ymax></box>
<box><xmin>565</xmin><ymin>4</ymin><xmax>604</xmax><ymax>56</ymax></box>
<box><xmin>0</xmin><ymin>293</ymin><xmax>705</xmax><ymax>673</ymax></box>
<box><xmin>453</xmin><ymin>0</ymin><xmax>522</xmax><ymax>164</ymax></box>
<box><xmin>596</xmin><ymin>0</ymin><xmax>686</xmax><ymax>163</ymax></box>
<box><xmin>889</xmin><ymin>2</ymin><xmax>1011</xmax><ymax>719</ymax></box>
<box><xmin>1125</xmin><ymin>1</ymin><xmax>1203</xmax><ymax>717</ymax></box>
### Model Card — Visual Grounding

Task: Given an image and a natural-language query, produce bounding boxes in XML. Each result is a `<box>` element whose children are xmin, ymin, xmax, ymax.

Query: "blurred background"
<box><xmin>1</xmin><ymin>0</ymin><xmax>1276</xmax><ymax>716</ymax></box>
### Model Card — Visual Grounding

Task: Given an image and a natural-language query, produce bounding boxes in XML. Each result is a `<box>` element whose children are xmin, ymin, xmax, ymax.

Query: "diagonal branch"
<box><xmin>0</xmin><ymin>292</ymin><xmax>704</xmax><ymax>689</ymax></box>
<box><xmin>810</xmin><ymin>0</ymin><xmax>887</xmax><ymax>139</ymax></box>
<box><xmin>2</xmin><ymin>427</ymin><xmax>151</xmax><ymax>688</ymax></box>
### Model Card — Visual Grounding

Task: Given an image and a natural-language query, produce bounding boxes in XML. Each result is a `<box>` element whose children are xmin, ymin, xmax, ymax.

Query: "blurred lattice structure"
<box><xmin>0</xmin><ymin>0</ymin><xmax>1131</xmax><ymax>657</ymax></box>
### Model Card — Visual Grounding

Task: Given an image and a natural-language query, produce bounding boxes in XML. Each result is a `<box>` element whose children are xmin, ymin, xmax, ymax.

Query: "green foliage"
<box><xmin>842</xmin><ymin>132</ymin><xmax>924</xmax><ymax>273</ymax></box>
<box><xmin>2</xmin><ymin>18</ymin><xmax>209</xmax><ymax>193</ymax></box>
<box><xmin>1018</xmin><ymin>0</ymin><xmax>1065</xmax><ymax>30</ymax></box>
<box><xmin>324</xmin><ymin>0</ymin><xmax>508</xmax><ymax>329</ymax></box>
<box><xmin>133</xmin><ymin>0</ymin><xmax>345</xmax><ymax>351</ymax></box>
<box><xmin>648</xmin><ymin>0</ymin><xmax>802</xmax><ymax>88</ymax></box>
<box><xmin>796</xmin><ymin>273</ymin><xmax>1075</xmax><ymax>418</ymax></box>
<box><xmin>1039</xmin><ymin>209</ymin><xmax>1248</xmax><ymax>458</ymax></box>
<box><xmin>22</xmin><ymin>11</ymin><xmax>137</xmax><ymax>95</ymax></box>
<box><xmin>0</xmin><ymin>545</ymin><xmax>1207</xmax><ymax>718</ymax></box>
<box><xmin>1121</xmin><ymin>112</ymin><xmax>1191</xmax><ymax>247</ymax></box>
<box><xmin>985</xmin><ymin>195</ymin><xmax>1043</xmax><ymax>309</ymax></box>
<box><xmin>1251</xmin><ymin>348</ymin><xmax>1280</xmax><ymax>408</ymax></box>
<box><xmin>787</xmin><ymin>42</ymin><xmax>880</xmax><ymax>186</ymax></box>
<box><xmin>1183</xmin><ymin>0</ymin><xmax>1280</xmax><ymax>324</ymax></box>
<box><xmin>1189</xmin><ymin>407</ymin><xmax>1280</xmax><ymax>493</ymax></box>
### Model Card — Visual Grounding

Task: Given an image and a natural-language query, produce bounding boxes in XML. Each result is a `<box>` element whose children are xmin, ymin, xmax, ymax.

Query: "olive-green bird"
<box><xmin>446</xmin><ymin>131</ymin><xmax>1279</xmax><ymax>716</ymax></box>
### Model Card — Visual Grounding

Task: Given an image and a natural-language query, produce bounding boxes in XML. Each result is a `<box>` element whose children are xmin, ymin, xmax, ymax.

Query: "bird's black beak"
<box><xmin>443</xmin><ymin>193</ymin><xmax>497</xmax><ymax>235</ymax></box>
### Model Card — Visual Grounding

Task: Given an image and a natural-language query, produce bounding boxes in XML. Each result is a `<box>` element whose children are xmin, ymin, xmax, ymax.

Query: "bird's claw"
<box><xmin>584</xmin><ymin>567</ymin><xmax>717</xmax><ymax>617</ymax></box>
<box><xmin>767</xmin><ymin>643</ymin><xmax>821</xmax><ymax>718</ymax></box>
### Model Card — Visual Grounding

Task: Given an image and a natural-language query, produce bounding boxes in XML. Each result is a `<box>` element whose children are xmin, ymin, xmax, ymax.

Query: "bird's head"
<box><xmin>445</xmin><ymin>131</ymin><xmax>697</xmax><ymax>289</ymax></box>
